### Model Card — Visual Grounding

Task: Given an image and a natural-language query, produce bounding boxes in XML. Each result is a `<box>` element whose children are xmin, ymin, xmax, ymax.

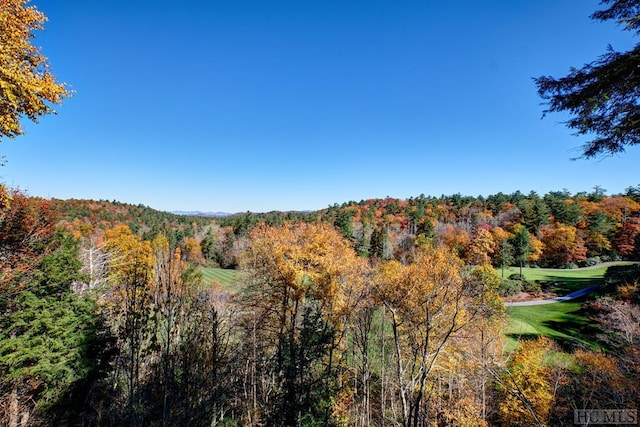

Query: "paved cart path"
<box><xmin>505</xmin><ymin>285</ymin><xmax>600</xmax><ymax>307</ymax></box>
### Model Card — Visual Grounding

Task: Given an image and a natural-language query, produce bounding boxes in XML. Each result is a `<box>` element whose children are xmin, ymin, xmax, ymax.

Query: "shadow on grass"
<box><xmin>539</xmin><ymin>276</ymin><xmax>604</xmax><ymax>294</ymax></box>
<box><xmin>543</xmin><ymin>310</ymin><xmax>601</xmax><ymax>351</ymax></box>
<box><xmin>506</xmin><ymin>298</ymin><xmax>602</xmax><ymax>352</ymax></box>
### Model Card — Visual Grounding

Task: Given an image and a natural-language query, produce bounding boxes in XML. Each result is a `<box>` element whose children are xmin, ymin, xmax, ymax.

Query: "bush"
<box><xmin>585</xmin><ymin>256</ymin><xmax>601</xmax><ymax>267</ymax></box>
<box><xmin>522</xmin><ymin>280</ymin><xmax>542</xmax><ymax>294</ymax></box>
<box><xmin>508</xmin><ymin>273</ymin><xmax>525</xmax><ymax>281</ymax></box>
<box><xmin>498</xmin><ymin>279</ymin><xmax>523</xmax><ymax>297</ymax></box>
<box><xmin>605</xmin><ymin>264</ymin><xmax>640</xmax><ymax>287</ymax></box>
<box><xmin>562</xmin><ymin>262</ymin><xmax>579</xmax><ymax>270</ymax></box>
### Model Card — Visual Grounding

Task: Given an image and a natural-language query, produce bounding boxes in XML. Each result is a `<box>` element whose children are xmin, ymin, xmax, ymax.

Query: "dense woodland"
<box><xmin>47</xmin><ymin>185</ymin><xmax>640</xmax><ymax>272</ymax></box>
<box><xmin>1</xmin><ymin>187</ymin><xmax>639</xmax><ymax>426</ymax></box>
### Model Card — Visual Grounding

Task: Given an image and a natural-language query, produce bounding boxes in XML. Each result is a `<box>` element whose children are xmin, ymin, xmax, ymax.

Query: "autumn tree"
<box><xmin>239</xmin><ymin>222</ymin><xmax>368</xmax><ymax>425</ymax></box>
<box><xmin>102</xmin><ymin>225</ymin><xmax>155</xmax><ymax>424</ymax></box>
<box><xmin>492</xmin><ymin>227</ymin><xmax>513</xmax><ymax>277</ymax></box>
<box><xmin>183</xmin><ymin>236</ymin><xmax>204</xmax><ymax>264</ymax></box>
<box><xmin>0</xmin><ymin>0</ymin><xmax>69</xmax><ymax>139</ymax></box>
<box><xmin>527</xmin><ymin>233</ymin><xmax>545</xmax><ymax>265</ymax></box>
<box><xmin>615</xmin><ymin>216</ymin><xmax>640</xmax><ymax>259</ymax></box>
<box><xmin>585</xmin><ymin>210</ymin><xmax>616</xmax><ymax>256</ymax></box>
<box><xmin>552</xmin><ymin>349</ymin><xmax>636</xmax><ymax>425</ymax></box>
<box><xmin>539</xmin><ymin>224</ymin><xmax>588</xmax><ymax>267</ymax></box>
<box><xmin>498</xmin><ymin>337</ymin><xmax>558</xmax><ymax>427</ymax></box>
<box><xmin>442</xmin><ymin>265</ymin><xmax>505</xmax><ymax>426</ymax></box>
<box><xmin>466</xmin><ymin>226</ymin><xmax>495</xmax><ymax>266</ymax></box>
<box><xmin>373</xmin><ymin>246</ymin><xmax>499</xmax><ymax>426</ymax></box>
<box><xmin>535</xmin><ymin>0</ymin><xmax>640</xmax><ymax>158</ymax></box>
<box><xmin>150</xmin><ymin>235</ymin><xmax>188</xmax><ymax>425</ymax></box>
<box><xmin>436</xmin><ymin>223</ymin><xmax>470</xmax><ymax>258</ymax></box>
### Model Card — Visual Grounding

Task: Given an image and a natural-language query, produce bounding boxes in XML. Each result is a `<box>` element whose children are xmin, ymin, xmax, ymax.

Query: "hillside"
<box><xmin>29</xmin><ymin>186</ymin><xmax>640</xmax><ymax>270</ymax></box>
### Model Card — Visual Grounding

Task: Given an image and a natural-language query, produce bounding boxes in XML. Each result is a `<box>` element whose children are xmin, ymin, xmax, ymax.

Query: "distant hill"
<box><xmin>48</xmin><ymin>198</ymin><xmax>215</xmax><ymax>243</ymax></box>
<box><xmin>173</xmin><ymin>211</ymin><xmax>232</xmax><ymax>217</ymax></box>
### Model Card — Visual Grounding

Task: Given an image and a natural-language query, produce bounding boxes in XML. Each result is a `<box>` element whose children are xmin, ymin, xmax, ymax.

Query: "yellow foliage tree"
<box><xmin>527</xmin><ymin>234</ymin><xmax>544</xmax><ymax>264</ymax></box>
<box><xmin>466</xmin><ymin>227</ymin><xmax>495</xmax><ymax>265</ymax></box>
<box><xmin>0</xmin><ymin>0</ymin><xmax>69</xmax><ymax>139</ymax></box>
<box><xmin>499</xmin><ymin>337</ymin><xmax>556</xmax><ymax>427</ymax></box>
<box><xmin>239</xmin><ymin>222</ymin><xmax>369</xmax><ymax>425</ymax></box>
<box><xmin>102</xmin><ymin>225</ymin><xmax>155</xmax><ymax>417</ymax></box>
<box><xmin>374</xmin><ymin>246</ymin><xmax>498</xmax><ymax>426</ymax></box>
<box><xmin>183</xmin><ymin>236</ymin><xmax>205</xmax><ymax>264</ymax></box>
<box><xmin>103</xmin><ymin>225</ymin><xmax>154</xmax><ymax>288</ymax></box>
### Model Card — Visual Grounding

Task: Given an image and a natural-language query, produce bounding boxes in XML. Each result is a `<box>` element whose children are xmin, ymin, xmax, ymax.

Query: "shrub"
<box><xmin>585</xmin><ymin>257</ymin><xmax>601</xmax><ymax>267</ymax></box>
<box><xmin>498</xmin><ymin>279</ymin><xmax>523</xmax><ymax>297</ymax></box>
<box><xmin>522</xmin><ymin>280</ymin><xmax>542</xmax><ymax>294</ymax></box>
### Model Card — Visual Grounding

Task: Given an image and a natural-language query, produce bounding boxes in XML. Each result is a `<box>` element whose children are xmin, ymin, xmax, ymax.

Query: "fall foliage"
<box><xmin>0</xmin><ymin>0</ymin><xmax>69</xmax><ymax>139</ymax></box>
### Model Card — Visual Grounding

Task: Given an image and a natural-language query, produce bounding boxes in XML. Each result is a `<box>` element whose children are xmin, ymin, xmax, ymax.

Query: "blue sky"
<box><xmin>3</xmin><ymin>0</ymin><xmax>640</xmax><ymax>213</ymax></box>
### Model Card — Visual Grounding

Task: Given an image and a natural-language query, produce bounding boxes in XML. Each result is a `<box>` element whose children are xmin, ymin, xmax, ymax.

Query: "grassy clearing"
<box><xmin>505</xmin><ymin>301</ymin><xmax>601</xmax><ymax>352</ymax></box>
<box><xmin>502</xmin><ymin>266</ymin><xmax>608</xmax><ymax>294</ymax></box>
<box><xmin>201</xmin><ymin>267</ymin><xmax>240</xmax><ymax>292</ymax></box>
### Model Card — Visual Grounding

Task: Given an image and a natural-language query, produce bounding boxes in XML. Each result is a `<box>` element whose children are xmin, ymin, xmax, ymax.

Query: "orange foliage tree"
<box><xmin>539</xmin><ymin>224</ymin><xmax>587</xmax><ymax>267</ymax></box>
<box><xmin>183</xmin><ymin>236</ymin><xmax>205</xmax><ymax>264</ymax></box>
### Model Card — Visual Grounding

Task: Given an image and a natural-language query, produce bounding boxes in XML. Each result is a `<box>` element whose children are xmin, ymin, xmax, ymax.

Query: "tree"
<box><xmin>540</xmin><ymin>224</ymin><xmax>588</xmax><ymax>267</ymax></box>
<box><xmin>239</xmin><ymin>222</ymin><xmax>368</xmax><ymax>425</ymax></box>
<box><xmin>374</xmin><ymin>246</ymin><xmax>496</xmax><ymax>426</ymax></box>
<box><xmin>0</xmin><ymin>230</ymin><xmax>99</xmax><ymax>426</ymax></box>
<box><xmin>585</xmin><ymin>210</ymin><xmax>616</xmax><ymax>256</ymax></box>
<box><xmin>0</xmin><ymin>0</ymin><xmax>69</xmax><ymax>139</ymax></box>
<box><xmin>370</xmin><ymin>225</ymin><xmax>392</xmax><ymax>260</ymax></box>
<box><xmin>183</xmin><ymin>236</ymin><xmax>204</xmax><ymax>264</ymax></box>
<box><xmin>518</xmin><ymin>194</ymin><xmax>549</xmax><ymax>234</ymax></box>
<box><xmin>527</xmin><ymin>234</ymin><xmax>545</xmax><ymax>265</ymax></box>
<box><xmin>498</xmin><ymin>337</ymin><xmax>557</xmax><ymax>427</ymax></box>
<box><xmin>0</xmin><ymin>190</ymin><xmax>55</xmax><ymax>298</ymax></box>
<box><xmin>200</xmin><ymin>231</ymin><xmax>218</xmax><ymax>265</ymax></box>
<box><xmin>510</xmin><ymin>225</ymin><xmax>531</xmax><ymax>276</ymax></box>
<box><xmin>535</xmin><ymin>0</ymin><xmax>640</xmax><ymax>158</ymax></box>
<box><xmin>466</xmin><ymin>227</ymin><xmax>495</xmax><ymax>266</ymax></box>
<box><xmin>615</xmin><ymin>216</ymin><xmax>640</xmax><ymax>258</ymax></box>
<box><xmin>543</xmin><ymin>192</ymin><xmax>582</xmax><ymax>226</ymax></box>
<box><xmin>102</xmin><ymin>225</ymin><xmax>155</xmax><ymax>424</ymax></box>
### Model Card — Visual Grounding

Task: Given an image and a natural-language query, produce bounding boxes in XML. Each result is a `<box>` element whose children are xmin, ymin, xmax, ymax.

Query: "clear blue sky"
<box><xmin>3</xmin><ymin>0</ymin><xmax>640</xmax><ymax>213</ymax></box>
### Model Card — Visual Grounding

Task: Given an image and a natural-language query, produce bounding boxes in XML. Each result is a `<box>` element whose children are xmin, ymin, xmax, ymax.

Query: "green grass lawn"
<box><xmin>501</xmin><ymin>264</ymin><xmax>627</xmax><ymax>352</ymax></box>
<box><xmin>505</xmin><ymin>301</ymin><xmax>601</xmax><ymax>352</ymax></box>
<box><xmin>201</xmin><ymin>267</ymin><xmax>240</xmax><ymax>292</ymax></box>
<box><xmin>501</xmin><ymin>265</ymin><xmax>609</xmax><ymax>294</ymax></box>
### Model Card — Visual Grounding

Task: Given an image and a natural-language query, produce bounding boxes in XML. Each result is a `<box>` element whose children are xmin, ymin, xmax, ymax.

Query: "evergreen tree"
<box><xmin>510</xmin><ymin>226</ymin><xmax>531</xmax><ymax>277</ymax></box>
<box><xmin>0</xmin><ymin>231</ymin><xmax>99</xmax><ymax>426</ymax></box>
<box><xmin>535</xmin><ymin>0</ymin><xmax>640</xmax><ymax>158</ymax></box>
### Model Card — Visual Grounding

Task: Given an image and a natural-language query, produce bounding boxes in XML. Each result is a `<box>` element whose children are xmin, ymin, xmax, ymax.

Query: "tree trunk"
<box><xmin>9</xmin><ymin>386</ymin><xmax>18</xmax><ymax>427</ymax></box>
